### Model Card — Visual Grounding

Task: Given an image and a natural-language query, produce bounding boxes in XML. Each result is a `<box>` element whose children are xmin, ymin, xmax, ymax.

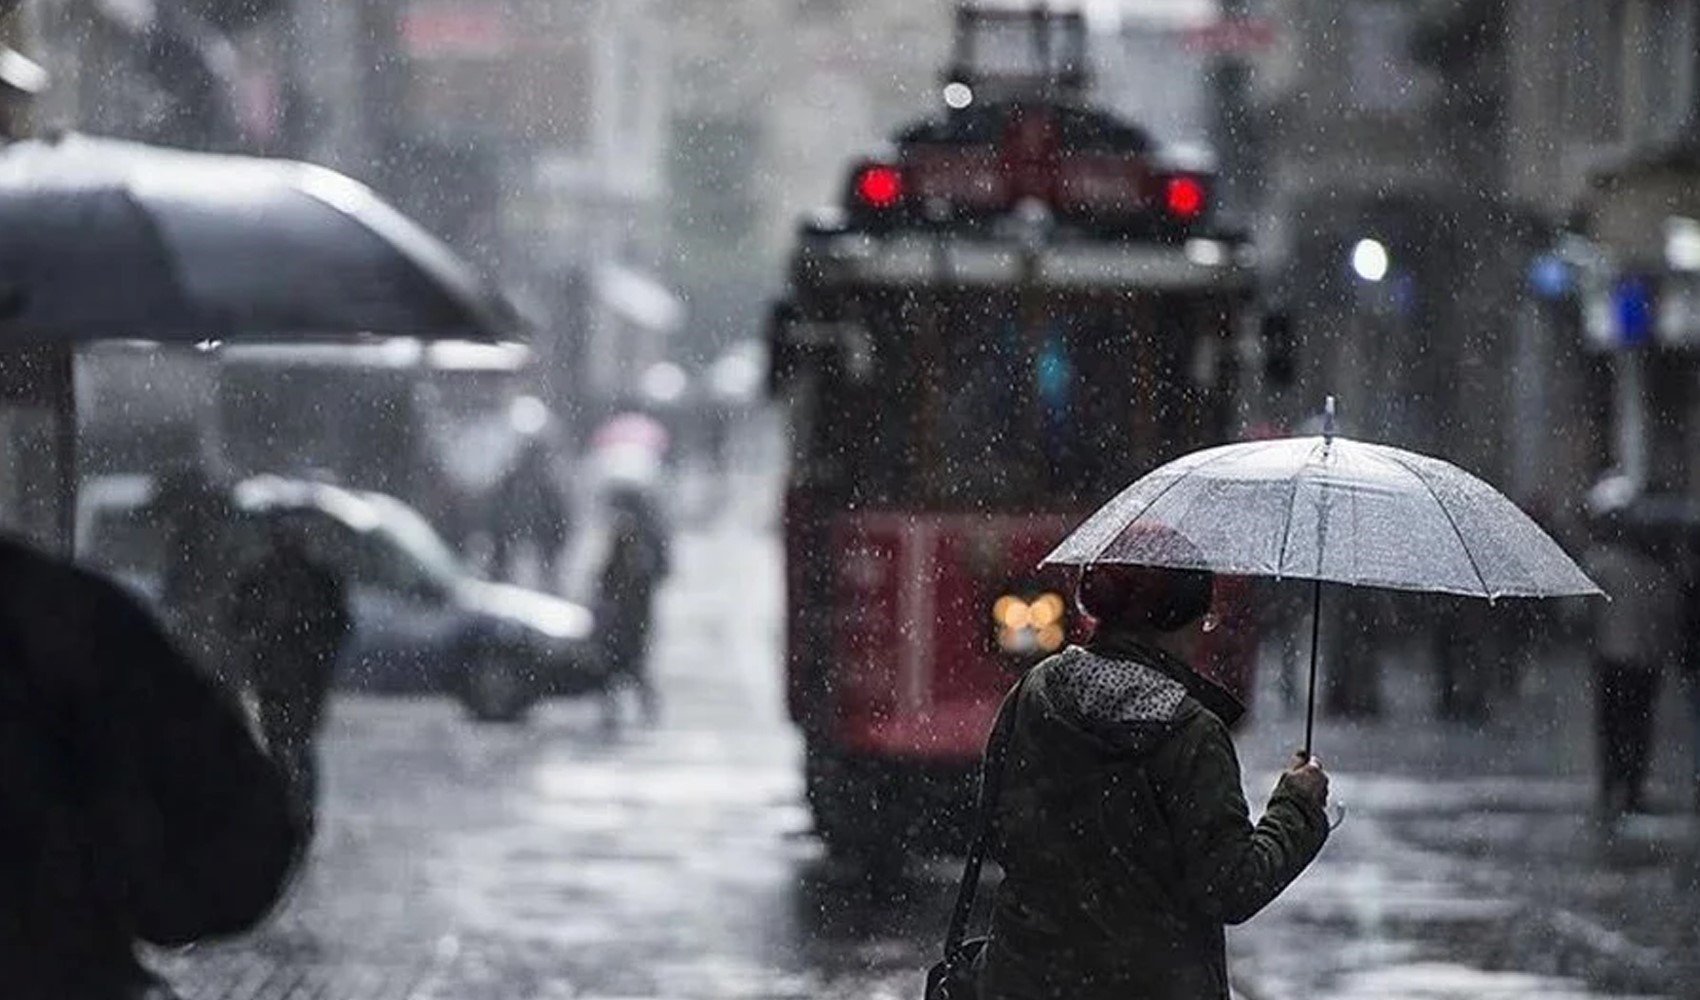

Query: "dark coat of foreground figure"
<box><xmin>0</xmin><ymin>537</ymin><xmax>302</xmax><ymax>998</ymax></box>
<box><xmin>981</xmin><ymin>628</ymin><xmax>1329</xmax><ymax>1000</ymax></box>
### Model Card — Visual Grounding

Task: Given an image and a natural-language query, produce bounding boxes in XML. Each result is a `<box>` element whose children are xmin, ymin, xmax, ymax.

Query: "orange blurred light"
<box><xmin>993</xmin><ymin>595</ymin><xmax>1031</xmax><ymax>629</ymax></box>
<box><xmin>1029</xmin><ymin>592</ymin><xmax>1065</xmax><ymax>627</ymax></box>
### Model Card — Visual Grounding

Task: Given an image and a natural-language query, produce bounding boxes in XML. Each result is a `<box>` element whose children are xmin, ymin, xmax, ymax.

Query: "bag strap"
<box><xmin>942</xmin><ymin>668</ymin><xmax>1031</xmax><ymax>955</ymax></box>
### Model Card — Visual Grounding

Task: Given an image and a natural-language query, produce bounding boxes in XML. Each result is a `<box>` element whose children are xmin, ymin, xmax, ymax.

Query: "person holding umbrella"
<box><xmin>927</xmin><ymin>400</ymin><xmax>1600</xmax><ymax>1000</ymax></box>
<box><xmin>976</xmin><ymin>541</ymin><xmax>1331</xmax><ymax>1000</ymax></box>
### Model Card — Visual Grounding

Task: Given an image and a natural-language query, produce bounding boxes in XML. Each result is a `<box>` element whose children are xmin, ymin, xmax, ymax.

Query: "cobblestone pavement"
<box><xmin>154</xmin><ymin>517</ymin><xmax>1700</xmax><ymax>1000</ymax></box>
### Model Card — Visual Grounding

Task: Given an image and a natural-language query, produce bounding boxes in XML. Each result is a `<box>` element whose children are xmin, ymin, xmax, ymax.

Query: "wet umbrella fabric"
<box><xmin>1044</xmin><ymin>435</ymin><xmax>1598</xmax><ymax>599</ymax></box>
<box><xmin>0</xmin><ymin>133</ymin><xmax>520</xmax><ymax>342</ymax></box>
<box><xmin>1042</xmin><ymin>434</ymin><xmax>1601</xmax><ymax>751</ymax></box>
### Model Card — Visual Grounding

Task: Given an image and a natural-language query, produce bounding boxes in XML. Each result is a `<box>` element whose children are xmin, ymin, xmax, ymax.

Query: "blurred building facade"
<box><xmin>1245</xmin><ymin>1</ymin><xmax>1511</xmax><ymax>477</ymax></box>
<box><xmin>1215</xmin><ymin>0</ymin><xmax>1700</xmax><ymax>713</ymax></box>
<box><xmin>1233</xmin><ymin>0</ymin><xmax>1700</xmax><ymax>533</ymax></box>
<box><xmin>384</xmin><ymin>0</ymin><xmax>677</xmax><ymax>422</ymax></box>
<box><xmin>1534</xmin><ymin>0</ymin><xmax>1700</xmax><ymax>512</ymax></box>
<box><xmin>18</xmin><ymin>0</ymin><xmax>678</xmax><ymax>506</ymax></box>
<box><xmin>1404</xmin><ymin>0</ymin><xmax>1700</xmax><ymax>521</ymax></box>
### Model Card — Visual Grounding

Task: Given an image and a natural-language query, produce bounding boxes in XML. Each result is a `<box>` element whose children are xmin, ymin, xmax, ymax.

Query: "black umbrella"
<box><xmin>0</xmin><ymin>133</ymin><xmax>521</xmax><ymax>342</ymax></box>
<box><xmin>0</xmin><ymin>133</ymin><xmax>524</xmax><ymax>552</ymax></box>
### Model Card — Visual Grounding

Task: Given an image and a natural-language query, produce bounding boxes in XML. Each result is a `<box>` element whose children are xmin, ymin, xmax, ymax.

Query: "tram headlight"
<box><xmin>1029</xmin><ymin>593</ymin><xmax>1065</xmax><ymax>628</ymax></box>
<box><xmin>992</xmin><ymin>591</ymin><xmax>1068</xmax><ymax>656</ymax></box>
<box><xmin>993</xmin><ymin>594</ymin><xmax>1031</xmax><ymax>630</ymax></box>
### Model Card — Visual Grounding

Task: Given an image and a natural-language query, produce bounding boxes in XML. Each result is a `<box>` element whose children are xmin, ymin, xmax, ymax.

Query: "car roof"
<box><xmin>233</xmin><ymin>475</ymin><xmax>383</xmax><ymax>532</ymax></box>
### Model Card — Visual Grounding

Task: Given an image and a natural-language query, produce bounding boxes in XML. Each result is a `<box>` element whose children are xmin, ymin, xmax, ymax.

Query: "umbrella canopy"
<box><xmin>0</xmin><ymin>133</ymin><xmax>520</xmax><ymax>342</ymax></box>
<box><xmin>1043</xmin><ymin>435</ymin><xmax>1600</xmax><ymax>600</ymax></box>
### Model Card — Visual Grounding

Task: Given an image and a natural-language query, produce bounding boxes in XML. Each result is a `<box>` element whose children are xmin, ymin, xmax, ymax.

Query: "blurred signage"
<box><xmin>401</xmin><ymin>2</ymin><xmax>512</xmax><ymax>59</ymax></box>
<box><xmin>1183</xmin><ymin>17</ymin><xmax>1278</xmax><ymax>55</ymax></box>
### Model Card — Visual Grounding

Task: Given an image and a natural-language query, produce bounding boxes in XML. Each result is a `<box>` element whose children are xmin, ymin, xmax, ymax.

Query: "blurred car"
<box><xmin>77</xmin><ymin>472</ymin><xmax>600</xmax><ymax>722</ymax></box>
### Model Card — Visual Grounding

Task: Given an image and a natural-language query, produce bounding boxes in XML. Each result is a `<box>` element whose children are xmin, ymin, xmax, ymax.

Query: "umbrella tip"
<box><xmin>1323</xmin><ymin>396</ymin><xmax>1337</xmax><ymax>442</ymax></box>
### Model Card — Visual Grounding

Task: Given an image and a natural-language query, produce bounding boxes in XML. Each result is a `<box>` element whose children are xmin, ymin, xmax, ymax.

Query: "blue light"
<box><xmin>1614</xmin><ymin>276</ymin><xmax>1655</xmax><ymax>348</ymax></box>
<box><xmin>1528</xmin><ymin>254</ymin><xmax>1572</xmax><ymax>300</ymax></box>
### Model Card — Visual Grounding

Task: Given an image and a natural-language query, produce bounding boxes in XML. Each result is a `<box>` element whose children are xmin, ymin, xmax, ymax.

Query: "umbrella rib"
<box><xmin>1383</xmin><ymin>449</ymin><xmax>1492</xmax><ymax>598</ymax></box>
<box><xmin>293</xmin><ymin>166</ymin><xmax>514</xmax><ymax>338</ymax></box>
<box><xmin>1087</xmin><ymin>472</ymin><xmax>1190</xmax><ymax>564</ymax></box>
<box><xmin>116</xmin><ymin>185</ymin><xmax>199</xmax><ymax>325</ymax></box>
<box><xmin>1275</xmin><ymin>438</ymin><xmax>1324</xmax><ymax>578</ymax></box>
<box><xmin>1348</xmin><ymin>446</ymin><xmax>1363</xmax><ymax>586</ymax></box>
<box><xmin>1088</xmin><ymin>439</ymin><xmax>1288</xmax><ymax>565</ymax></box>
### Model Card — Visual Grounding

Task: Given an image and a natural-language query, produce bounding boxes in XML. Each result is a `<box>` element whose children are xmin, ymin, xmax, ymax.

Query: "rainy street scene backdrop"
<box><xmin>1</xmin><ymin>0</ymin><xmax>1699</xmax><ymax>998</ymax></box>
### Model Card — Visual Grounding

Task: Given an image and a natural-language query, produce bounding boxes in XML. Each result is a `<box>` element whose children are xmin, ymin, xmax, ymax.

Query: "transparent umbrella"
<box><xmin>1043</xmin><ymin>399</ymin><xmax>1602</xmax><ymax>754</ymax></box>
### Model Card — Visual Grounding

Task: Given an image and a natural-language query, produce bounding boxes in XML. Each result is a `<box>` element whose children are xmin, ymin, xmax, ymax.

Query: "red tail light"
<box><xmin>1162</xmin><ymin>174</ymin><xmax>1208</xmax><ymax>222</ymax></box>
<box><xmin>854</xmin><ymin>164</ymin><xmax>906</xmax><ymax>209</ymax></box>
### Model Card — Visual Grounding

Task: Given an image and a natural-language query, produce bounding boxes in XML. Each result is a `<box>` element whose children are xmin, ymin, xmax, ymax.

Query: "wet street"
<box><xmin>157</xmin><ymin>507</ymin><xmax>1700</xmax><ymax>1000</ymax></box>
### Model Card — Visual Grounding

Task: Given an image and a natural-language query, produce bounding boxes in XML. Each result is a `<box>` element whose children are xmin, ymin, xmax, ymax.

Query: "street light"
<box><xmin>1351</xmin><ymin>239</ymin><xmax>1390</xmax><ymax>283</ymax></box>
<box><xmin>641</xmin><ymin>361</ymin><xmax>688</xmax><ymax>407</ymax></box>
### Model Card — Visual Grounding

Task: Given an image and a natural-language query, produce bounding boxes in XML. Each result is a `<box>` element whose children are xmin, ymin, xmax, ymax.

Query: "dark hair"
<box><xmin>1077</xmin><ymin>563</ymin><xmax>1215</xmax><ymax>634</ymax></box>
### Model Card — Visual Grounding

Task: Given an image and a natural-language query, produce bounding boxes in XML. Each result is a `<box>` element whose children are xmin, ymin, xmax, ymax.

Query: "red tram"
<box><xmin>767</xmin><ymin>3</ymin><xmax>1263</xmax><ymax>859</ymax></box>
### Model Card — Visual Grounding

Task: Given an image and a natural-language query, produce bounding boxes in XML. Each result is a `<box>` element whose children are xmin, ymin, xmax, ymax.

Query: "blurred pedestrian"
<box><xmin>597</xmin><ymin>486</ymin><xmax>670</xmax><ymax>728</ymax></box>
<box><xmin>0</xmin><ymin>534</ymin><xmax>301</xmax><ymax>998</ymax></box>
<box><xmin>978</xmin><ymin>558</ymin><xmax>1330</xmax><ymax>1000</ymax></box>
<box><xmin>1583</xmin><ymin>485</ymin><xmax>1683</xmax><ymax>816</ymax></box>
<box><xmin>228</xmin><ymin>522</ymin><xmax>352</xmax><ymax>835</ymax></box>
<box><xmin>153</xmin><ymin>464</ymin><xmax>240</xmax><ymax>685</ymax></box>
<box><xmin>490</xmin><ymin>438</ymin><xmax>569</xmax><ymax>591</ymax></box>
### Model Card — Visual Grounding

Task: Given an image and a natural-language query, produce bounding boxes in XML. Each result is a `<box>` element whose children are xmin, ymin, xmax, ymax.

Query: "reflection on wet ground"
<box><xmin>158</xmin><ymin>524</ymin><xmax>1696</xmax><ymax>999</ymax></box>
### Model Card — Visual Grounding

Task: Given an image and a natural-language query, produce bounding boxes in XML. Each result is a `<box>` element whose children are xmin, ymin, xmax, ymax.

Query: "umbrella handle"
<box><xmin>1302</xmin><ymin>577</ymin><xmax>1322</xmax><ymax>759</ymax></box>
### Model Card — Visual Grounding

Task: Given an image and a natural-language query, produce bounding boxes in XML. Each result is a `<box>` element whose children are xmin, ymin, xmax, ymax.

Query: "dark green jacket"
<box><xmin>981</xmin><ymin>634</ymin><xmax>1328</xmax><ymax>1000</ymax></box>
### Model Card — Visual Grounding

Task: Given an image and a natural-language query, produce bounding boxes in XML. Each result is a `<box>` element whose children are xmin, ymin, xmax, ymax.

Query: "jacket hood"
<box><xmin>1034</xmin><ymin>645</ymin><xmax>1193</xmax><ymax>758</ymax></box>
<box><xmin>1031</xmin><ymin>635</ymin><xmax>1245</xmax><ymax>758</ymax></box>
<box><xmin>1088</xmin><ymin>630</ymin><xmax>1247</xmax><ymax>728</ymax></box>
